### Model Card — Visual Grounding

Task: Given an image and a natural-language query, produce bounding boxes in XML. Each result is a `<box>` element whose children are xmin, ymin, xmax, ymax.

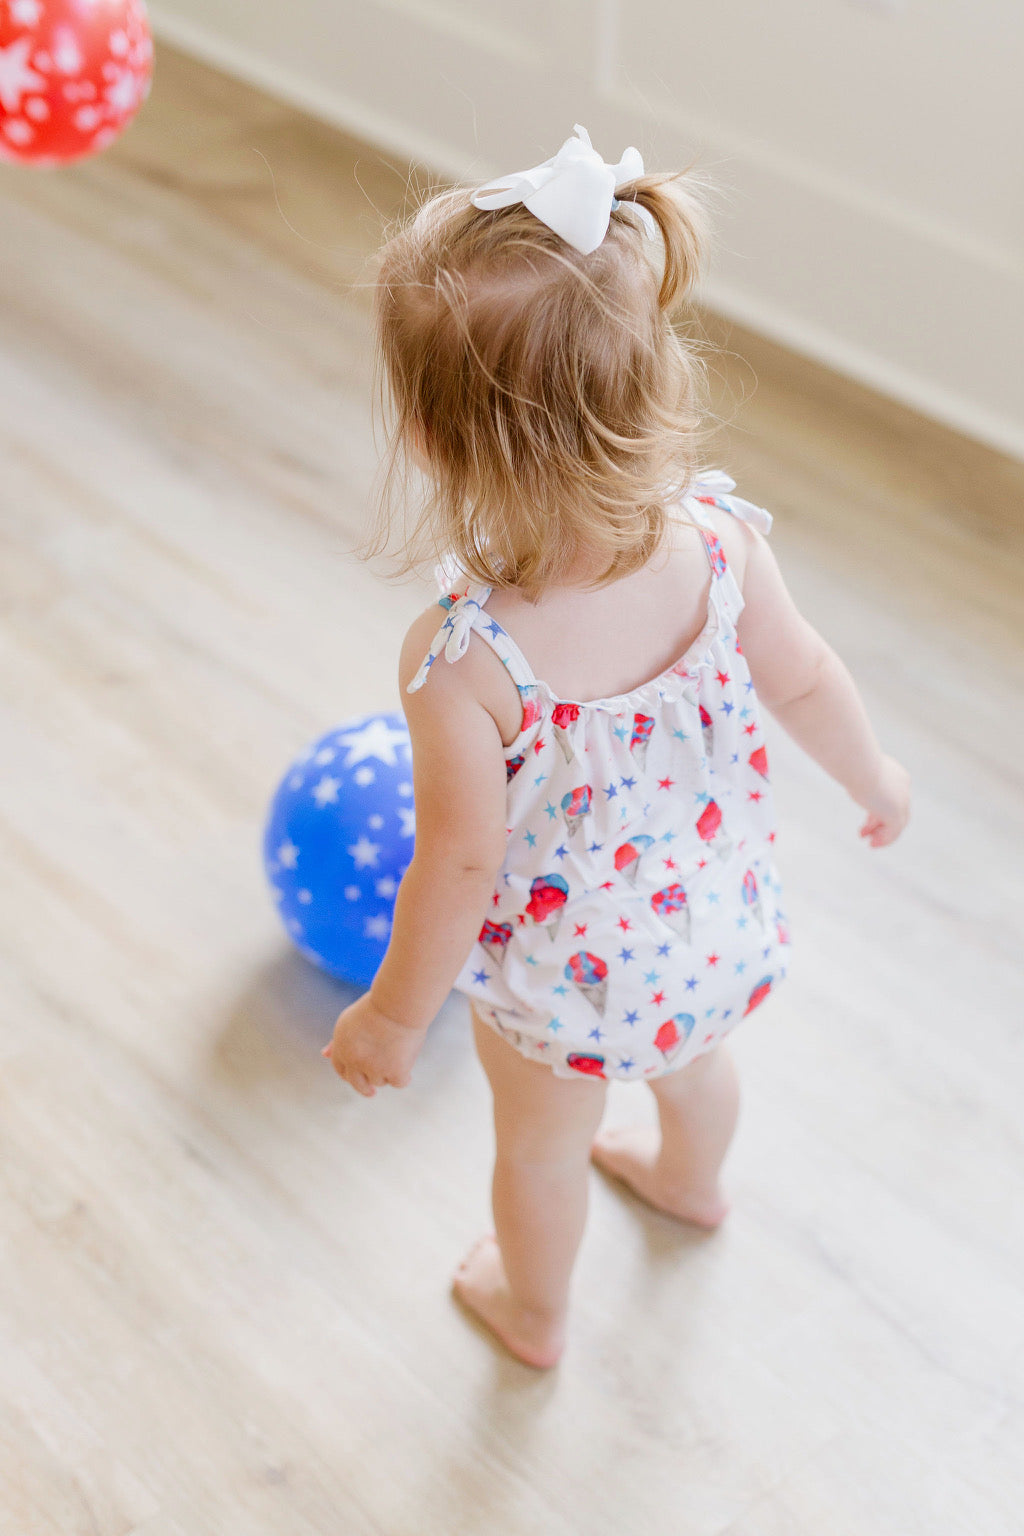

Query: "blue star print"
<box><xmin>415</xmin><ymin>482</ymin><xmax>788</xmax><ymax>1085</ymax></box>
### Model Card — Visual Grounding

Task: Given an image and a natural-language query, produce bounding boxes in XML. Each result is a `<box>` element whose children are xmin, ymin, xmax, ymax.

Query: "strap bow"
<box><xmin>441</xmin><ymin>594</ymin><xmax>483</xmax><ymax>663</ymax></box>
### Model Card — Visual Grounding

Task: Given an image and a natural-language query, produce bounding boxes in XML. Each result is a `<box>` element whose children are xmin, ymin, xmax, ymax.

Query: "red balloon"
<box><xmin>0</xmin><ymin>0</ymin><xmax>152</xmax><ymax>166</ymax></box>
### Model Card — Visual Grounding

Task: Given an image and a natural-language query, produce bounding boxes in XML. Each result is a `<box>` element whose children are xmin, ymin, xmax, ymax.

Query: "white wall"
<box><xmin>150</xmin><ymin>0</ymin><xmax>1024</xmax><ymax>460</ymax></box>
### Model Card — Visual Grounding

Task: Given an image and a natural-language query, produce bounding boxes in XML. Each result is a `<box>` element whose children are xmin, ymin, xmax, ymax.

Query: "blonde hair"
<box><xmin>365</xmin><ymin>166</ymin><xmax>714</xmax><ymax>599</ymax></box>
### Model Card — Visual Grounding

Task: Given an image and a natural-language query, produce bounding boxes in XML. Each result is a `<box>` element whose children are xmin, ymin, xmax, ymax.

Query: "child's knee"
<box><xmin>493</xmin><ymin>1092</ymin><xmax>605</xmax><ymax>1165</ymax></box>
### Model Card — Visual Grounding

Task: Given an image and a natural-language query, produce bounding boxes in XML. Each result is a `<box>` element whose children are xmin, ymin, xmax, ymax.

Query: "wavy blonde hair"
<box><xmin>364</xmin><ymin>165</ymin><xmax>714</xmax><ymax>599</ymax></box>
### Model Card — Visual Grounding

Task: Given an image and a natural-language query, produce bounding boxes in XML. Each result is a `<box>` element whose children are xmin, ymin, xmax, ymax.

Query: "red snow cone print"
<box><xmin>479</xmin><ymin>920</ymin><xmax>514</xmax><ymax>965</ymax></box>
<box><xmin>741</xmin><ymin>867</ymin><xmax>763</xmax><ymax>926</ymax></box>
<box><xmin>614</xmin><ymin>834</ymin><xmax>656</xmax><ymax>886</ymax></box>
<box><xmin>566</xmin><ymin>1052</ymin><xmax>606</xmax><ymax>1079</ymax></box>
<box><xmin>506</xmin><ymin>753</ymin><xmax>526</xmax><ymax>783</ymax></box>
<box><xmin>561</xmin><ymin>784</ymin><xmax>593</xmax><ymax>839</ymax></box>
<box><xmin>699</xmin><ymin>703</ymin><xmax>714</xmax><ymax>759</ymax></box>
<box><xmin>565</xmin><ymin>951</ymin><xmax>609</xmax><ymax>1014</ymax></box>
<box><xmin>526</xmin><ymin>874</ymin><xmax>569</xmax><ymax>940</ymax></box>
<box><xmin>519</xmin><ymin>689</ymin><xmax>543</xmax><ymax>730</ymax></box>
<box><xmin>696</xmin><ymin>799</ymin><xmax>732</xmax><ymax>861</ymax></box>
<box><xmin>654</xmin><ymin>1013</ymin><xmax>696</xmax><ymax>1063</ymax></box>
<box><xmin>552</xmin><ymin>702</ymin><xmax>581</xmax><ymax>763</ymax></box>
<box><xmin>630</xmin><ymin>713</ymin><xmax>655</xmax><ymax>772</ymax></box>
<box><xmin>743</xmin><ymin>975</ymin><xmax>773</xmax><ymax>1015</ymax></box>
<box><xmin>776</xmin><ymin>913</ymin><xmax>791</xmax><ymax>946</ymax></box>
<box><xmin>749</xmin><ymin>744</ymin><xmax>769</xmax><ymax>780</ymax></box>
<box><xmin>651</xmin><ymin>883</ymin><xmax>690</xmax><ymax>943</ymax></box>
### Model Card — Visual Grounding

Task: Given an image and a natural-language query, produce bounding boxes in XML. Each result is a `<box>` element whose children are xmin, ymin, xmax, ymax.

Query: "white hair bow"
<box><xmin>470</xmin><ymin>124</ymin><xmax>657</xmax><ymax>255</ymax></box>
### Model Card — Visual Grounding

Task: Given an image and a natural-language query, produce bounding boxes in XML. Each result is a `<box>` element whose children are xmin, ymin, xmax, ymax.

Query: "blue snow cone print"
<box><xmin>263</xmin><ymin>711</ymin><xmax>415</xmax><ymax>987</ymax></box>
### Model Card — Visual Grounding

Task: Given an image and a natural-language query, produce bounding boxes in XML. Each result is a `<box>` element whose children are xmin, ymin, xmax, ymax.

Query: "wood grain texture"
<box><xmin>1</xmin><ymin>41</ymin><xmax>1022</xmax><ymax>1536</ymax></box>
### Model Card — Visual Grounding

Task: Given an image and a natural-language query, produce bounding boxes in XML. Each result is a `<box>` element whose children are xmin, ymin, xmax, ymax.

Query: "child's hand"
<box><xmin>856</xmin><ymin>753</ymin><xmax>911</xmax><ymax>848</ymax></box>
<box><xmin>321</xmin><ymin>995</ymin><xmax>427</xmax><ymax>1097</ymax></box>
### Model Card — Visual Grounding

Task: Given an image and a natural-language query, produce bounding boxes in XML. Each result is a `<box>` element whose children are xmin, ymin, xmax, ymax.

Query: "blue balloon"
<box><xmin>263</xmin><ymin>711</ymin><xmax>415</xmax><ymax>987</ymax></box>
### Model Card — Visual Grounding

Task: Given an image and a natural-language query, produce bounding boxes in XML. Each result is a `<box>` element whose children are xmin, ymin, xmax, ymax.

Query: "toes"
<box><xmin>455</xmin><ymin>1231</ymin><xmax>497</xmax><ymax>1274</ymax></box>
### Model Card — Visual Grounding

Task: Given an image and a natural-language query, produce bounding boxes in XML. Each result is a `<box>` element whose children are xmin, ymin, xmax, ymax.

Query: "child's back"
<box><xmin>324</xmin><ymin>125</ymin><xmax>910</xmax><ymax>1368</ymax></box>
<box><xmin>406</xmin><ymin>471</ymin><xmax>789</xmax><ymax>1080</ymax></box>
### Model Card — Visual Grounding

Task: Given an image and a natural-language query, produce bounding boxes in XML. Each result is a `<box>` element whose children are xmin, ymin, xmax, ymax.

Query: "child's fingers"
<box><xmin>321</xmin><ymin>1043</ymin><xmax>332</xmax><ymax>1057</ymax></box>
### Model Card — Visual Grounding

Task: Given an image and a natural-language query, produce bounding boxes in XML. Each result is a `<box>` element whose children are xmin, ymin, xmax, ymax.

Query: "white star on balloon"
<box><xmin>398</xmin><ymin>808</ymin><xmax>416</xmax><ymax>838</ymax></box>
<box><xmin>375</xmin><ymin>877</ymin><xmax>397</xmax><ymax>898</ymax></box>
<box><xmin>104</xmin><ymin>67</ymin><xmax>141</xmax><ymax>116</ymax></box>
<box><xmin>364</xmin><ymin>915</ymin><xmax>391</xmax><ymax>941</ymax></box>
<box><xmin>0</xmin><ymin>36</ymin><xmax>46</xmax><ymax>113</ymax></box>
<box><xmin>53</xmin><ymin>37</ymin><xmax>82</xmax><ymax>73</ymax></box>
<box><xmin>277</xmin><ymin>839</ymin><xmax>299</xmax><ymax>869</ymax></box>
<box><xmin>336</xmin><ymin>718</ymin><xmax>409</xmax><ymax>769</ymax></box>
<box><xmin>348</xmin><ymin>836</ymin><xmax>380</xmax><ymax>869</ymax></box>
<box><xmin>11</xmin><ymin>0</ymin><xmax>43</xmax><ymax>23</ymax></box>
<box><xmin>311</xmin><ymin>775</ymin><xmax>341</xmax><ymax>807</ymax></box>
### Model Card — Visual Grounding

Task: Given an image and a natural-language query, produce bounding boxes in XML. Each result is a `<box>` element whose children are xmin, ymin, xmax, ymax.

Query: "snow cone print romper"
<box><xmin>406</xmin><ymin>471</ymin><xmax>792</xmax><ymax>1082</ymax></box>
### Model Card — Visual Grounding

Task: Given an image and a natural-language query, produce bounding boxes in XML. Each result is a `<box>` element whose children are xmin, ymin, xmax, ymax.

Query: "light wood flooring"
<box><xmin>2</xmin><ymin>42</ymin><xmax>1023</xmax><ymax>1536</ymax></box>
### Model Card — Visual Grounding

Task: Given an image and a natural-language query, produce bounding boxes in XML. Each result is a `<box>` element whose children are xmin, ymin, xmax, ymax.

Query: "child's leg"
<box><xmin>591</xmin><ymin>1042</ymin><xmax>739</xmax><ymax>1228</ymax></box>
<box><xmin>453</xmin><ymin>1009</ymin><xmax>606</xmax><ymax>1368</ymax></box>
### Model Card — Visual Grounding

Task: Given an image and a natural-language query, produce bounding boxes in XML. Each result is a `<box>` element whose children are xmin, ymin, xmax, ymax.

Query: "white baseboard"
<box><xmin>148</xmin><ymin>5</ymin><xmax>1024</xmax><ymax>463</ymax></box>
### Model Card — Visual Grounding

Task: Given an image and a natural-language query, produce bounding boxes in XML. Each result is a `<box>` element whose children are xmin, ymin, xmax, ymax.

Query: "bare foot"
<box><xmin>451</xmin><ymin>1235</ymin><xmax>566</xmax><ymax>1369</ymax></box>
<box><xmin>591</xmin><ymin>1126</ymin><xmax>730</xmax><ymax>1228</ymax></box>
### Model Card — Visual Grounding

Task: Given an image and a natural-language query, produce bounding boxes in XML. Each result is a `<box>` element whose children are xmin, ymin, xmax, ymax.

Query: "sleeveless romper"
<box><xmin>406</xmin><ymin>471</ymin><xmax>792</xmax><ymax>1082</ymax></box>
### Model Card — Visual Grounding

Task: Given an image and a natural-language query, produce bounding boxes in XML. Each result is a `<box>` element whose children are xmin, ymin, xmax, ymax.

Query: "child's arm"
<box><xmin>732</xmin><ymin>521</ymin><xmax>910</xmax><ymax>847</ymax></box>
<box><xmin>322</xmin><ymin>609</ymin><xmax>509</xmax><ymax>1095</ymax></box>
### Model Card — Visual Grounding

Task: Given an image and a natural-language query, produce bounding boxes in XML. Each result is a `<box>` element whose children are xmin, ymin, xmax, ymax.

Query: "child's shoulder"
<box><xmin>398</xmin><ymin>596</ymin><xmax>523</xmax><ymax>744</ymax></box>
<box><xmin>682</xmin><ymin>493</ymin><xmax>765</xmax><ymax>596</ymax></box>
<box><xmin>398</xmin><ymin>600</ymin><xmax>450</xmax><ymax>694</ymax></box>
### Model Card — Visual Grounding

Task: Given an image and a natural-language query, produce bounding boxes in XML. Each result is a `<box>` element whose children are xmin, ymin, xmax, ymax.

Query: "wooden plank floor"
<box><xmin>2</xmin><ymin>41</ymin><xmax>1023</xmax><ymax>1536</ymax></box>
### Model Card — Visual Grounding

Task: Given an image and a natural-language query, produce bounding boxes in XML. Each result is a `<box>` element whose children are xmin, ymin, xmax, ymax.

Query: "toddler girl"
<box><xmin>323</xmin><ymin>125</ymin><xmax>910</xmax><ymax>1368</ymax></box>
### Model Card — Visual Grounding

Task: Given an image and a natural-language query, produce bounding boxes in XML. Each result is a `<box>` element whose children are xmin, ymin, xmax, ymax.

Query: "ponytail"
<box><xmin>613</xmin><ymin>171</ymin><xmax>710</xmax><ymax>311</ymax></box>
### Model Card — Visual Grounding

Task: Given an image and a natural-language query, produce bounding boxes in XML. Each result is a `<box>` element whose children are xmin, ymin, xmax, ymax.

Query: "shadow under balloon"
<box><xmin>200</xmin><ymin>944</ymin><xmax>466</xmax><ymax>1110</ymax></box>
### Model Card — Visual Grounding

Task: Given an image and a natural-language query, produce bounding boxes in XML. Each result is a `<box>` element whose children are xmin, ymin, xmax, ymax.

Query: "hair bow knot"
<box><xmin>471</xmin><ymin>124</ymin><xmax>657</xmax><ymax>255</ymax></box>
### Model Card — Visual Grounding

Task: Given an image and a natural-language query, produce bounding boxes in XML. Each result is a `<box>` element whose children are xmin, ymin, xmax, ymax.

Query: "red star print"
<box><xmin>735</xmin><ymin>640</ymin><xmax>744</xmax><ymax>655</ymax></box>
<box><xmin>517</xmin><ymin>913</ymin><xmax>526</xmax><ymax>925</ymax></box>
<box><xmin>715</xmin><ymin>670</ymin><xmax>730</xmax><ymax>687</ymax></box>
<box><xmin>768</xmin><ymin>831</ymin><xmax>776</xmax><ymax>843</ymax></box>
<box><xmin>748</xmin><ymin>790</ymin><xmax>763</xmax><ymax>802</ymax></box>
<box><xmin>492</xmin><ymin>892</ymin><xmax>501</xmax><ymax>907</ymax></box>
<box><xmin>703</xmin><ymin>1032</ymin><xmax>715</xmax><ymax>1044</ymax></box>
<box><xmin>651</xmin><ymin>990</ymin><xmax>666</xmax><ymax>1006</ymax></box>
<box><xmin>574</xmin><ymin>923</ymin><xmax>588</xmax><ymax>937</ymax></box>
<box><xmin>743</xmin><ymin>722</ymin><xmax>757</xmax><ymax>736</ymax></box>
<box><xmin>617</xmin><ymin>917</ymin><xmax>632</xmax><ymax>932</ymax></box>
<box><xmin>599</xmin><ymin>880</ymin><xmax>615</xmax><ymax>891</ymax></box>
<box><xmin>697</xmin><ymin>857</ymin><xmax>708</xmax><ymax>870</ymax></box>
<box><xmin>657</xmin><ymin>776</ymin><xmax>675</xmax><ymax>791</ymax></box>
<box><xmin>663</xmin><ymin>857</ymin><xmax>677</xmax><ymax>871</ymax></box>
<box><xmin>706</xmin><ymin>953</ymin><xmax>720</xmax><ymax>967</ymax></box>
<box><xmin>533</xmin><ymin>737</ymin><xmax>546</xmax><ymax>755</ymax></box>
